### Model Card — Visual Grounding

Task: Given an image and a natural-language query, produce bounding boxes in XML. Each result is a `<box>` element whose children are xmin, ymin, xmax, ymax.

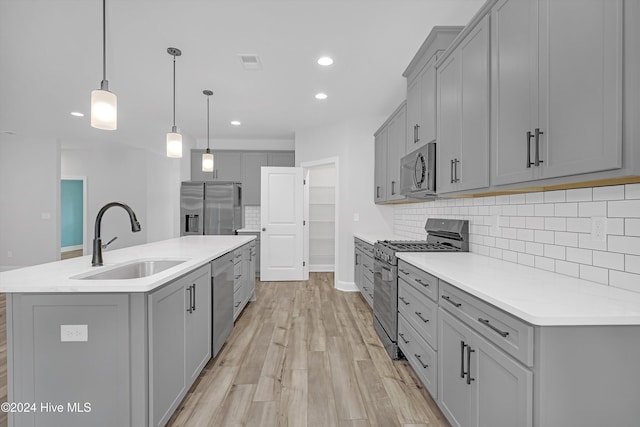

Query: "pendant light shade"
<box><xmin>166</xmin><ymin>47</ymin><xmax>183</xmax><ymax>158</ymax></box>
<box><xmin>202</xmin><ymin>90</ymin><xmax>214</xmax><ymax>172</ymax></box>
<box><xmin>91</xmin><ymin>0</ymin><xmax>117</xmax><ymax>130</ymax></box>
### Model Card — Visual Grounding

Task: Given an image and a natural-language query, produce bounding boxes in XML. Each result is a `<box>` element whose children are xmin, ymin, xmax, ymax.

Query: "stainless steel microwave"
<box><xmin>400</xmin><ymin>142</ymin><xmax>436</xmax><ymax>199</ymax></box>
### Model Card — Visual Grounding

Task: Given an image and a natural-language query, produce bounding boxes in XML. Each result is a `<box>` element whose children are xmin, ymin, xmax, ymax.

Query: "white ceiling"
<box><xmin>0</xmin><ymin>0</ymin><xmax>484</xmax><ymax>153</ymax></box>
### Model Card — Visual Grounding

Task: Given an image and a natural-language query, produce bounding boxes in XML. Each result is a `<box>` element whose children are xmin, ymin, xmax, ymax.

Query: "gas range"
<box><xmin>374</xmin><ymin>218</ymin><xmax>469</xmax><ymax>265</ymax></box>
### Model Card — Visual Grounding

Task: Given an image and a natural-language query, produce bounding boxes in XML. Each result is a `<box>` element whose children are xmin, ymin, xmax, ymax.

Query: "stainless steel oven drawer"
<box><xmin>398</xmin><ymin>260</ymin><xmax>439</xmax><ymax>302</ymax></box>
<box><xmin>439</xmin><ymin>280</ymin><xmax>534</xmax><ymax>366</ymax></box>
<box><xmin>399</xmin><ymin>277</ymin><xmax>438</xmax><ymax>349</ymax></box>
<box><xmin>398</xmin><ymin>312</ymin><xmax>437</xmax><ymax>398</ymax></box>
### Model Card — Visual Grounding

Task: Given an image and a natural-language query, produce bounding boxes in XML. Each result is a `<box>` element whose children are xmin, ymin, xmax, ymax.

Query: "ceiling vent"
<box><xmin>238</xmin><ymin>54</ymin><xmax>262</xmax><ymax>70</ymax></box>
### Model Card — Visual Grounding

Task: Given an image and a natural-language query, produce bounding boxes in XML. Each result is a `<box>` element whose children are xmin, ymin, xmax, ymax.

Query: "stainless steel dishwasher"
<box><xmin>212</xmin><ymin>251</ymin><xmax>234</xmax><ymax>357</ymax></box>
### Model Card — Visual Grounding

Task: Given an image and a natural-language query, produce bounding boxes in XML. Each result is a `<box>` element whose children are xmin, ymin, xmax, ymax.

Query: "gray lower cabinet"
<box><xmin>354</xmin><ymin>238</ymin><xmax>374</xmax><ymax>307</ymax></box>
<box><xmin>212</xmin><ymin>252</ymin><xmax>234</xmax><ymax>358</ymax></box>
<box><xmin>233</xmin><ymin>241</ymin><xmax>256</xmax><ymax>321</ymax></box>
<box><xmin>149</xmin><ymin>265</ymin><xmax>211</xmax><ymax>427</ymax></box>
<box><xmin>237</xmin><ymin>230</ymin><xmax>260</xmax><ymax>277</ymax></box>
<box><xmin>438</xmin><ymin>307</ymin><xmax>532</xmax><ymax>427</ymax></box>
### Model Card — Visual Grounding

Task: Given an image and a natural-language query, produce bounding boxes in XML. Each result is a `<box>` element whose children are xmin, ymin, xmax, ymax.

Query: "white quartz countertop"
<box><xmin>0</xmin><ymin>235</ymin><xmax>255</xmax><ymax>293</ymax></box>
<box><xmin>236</xmin><ymin>228</ymin><xmax>260</xmax><ymax>233</ymax></box>
<box><xmin>397</xmin><ymin>252</ymin><xmax>640</xmax><ymax>326</ymax></box>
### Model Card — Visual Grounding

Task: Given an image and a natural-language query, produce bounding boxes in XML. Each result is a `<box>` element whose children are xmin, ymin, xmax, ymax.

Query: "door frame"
<box><xmin>60</xmin><ymin>176</ymin><xmax>88</xmax><ymax>255</ymax></box>
<box><xmin>300</xmin><ymin>157</ymin><xmax>339</xmax><ymax>282</ymax></box>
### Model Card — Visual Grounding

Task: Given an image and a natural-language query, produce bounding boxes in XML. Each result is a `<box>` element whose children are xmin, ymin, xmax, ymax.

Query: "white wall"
<box><xmin>197</xmin><ymin>138</ymin><xmax>294</xmax><ymax>151</ymax></box>
<box><xmin>295</xmin><ymin>117</ymin><xmax>395</xmax><ymax>290</ymax></box>
<box><xmin>394</xmin><ymin>184</ymin><xmax>640</xmax><ymax>293</ymax></box>
<box><xmin>0</xmin><ymin>136</ymin><xmax>61</xmax><ymax>270</ymax></box>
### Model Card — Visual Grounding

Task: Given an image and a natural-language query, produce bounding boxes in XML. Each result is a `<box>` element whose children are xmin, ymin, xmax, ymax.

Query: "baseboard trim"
<box><xmin>335</xmin><ymin>280</ymin><xmax>358</xmax><ymax>292</ymax></box>
<box><xmin>310</xmin><ymin>265</ymin><xmax>335</xmax><ymax>272</ymax></box>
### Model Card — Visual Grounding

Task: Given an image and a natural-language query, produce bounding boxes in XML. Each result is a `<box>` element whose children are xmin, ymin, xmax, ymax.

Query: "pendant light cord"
<box><xmin>172</xmin><ymin>55</ymin><xmax>176</xmax><ymax>128</ymax></box>
<box><xmin>206</xmin><ymin>95</ymin><xmax>210</xmax><ymax>150</ymax></box>
<box><xmin>102</xmin><ymin>0</ymin><xmax>107</xmax><ymax>85</ymax></box>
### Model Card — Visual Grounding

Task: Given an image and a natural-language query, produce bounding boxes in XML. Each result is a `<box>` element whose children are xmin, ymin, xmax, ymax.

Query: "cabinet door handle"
<box><xmin>355</xmin><ymin>253</ymin><xmax>359</xmax><ymax>265</ymax></box>
<box><xmin>186</xmin><ymin>286</ymin><xmax>193</xmax><ymax>313</ymax></box>
<box><xmin>466</xmin><ymin>346</ymin><xmax>475</xmax><ymax>385</ymax></box>
<box><xmin>450</xmin><ymin>159</ymin><xmax>455</xmax><ymax>183</ymax></box>
<box><xmin>415</xmin><ymin>312</ymin><xmax>429</xmax><ymax>323</ymax></box>
<box><xmin>460</xmin><ymin>341</ymin><xmax>467</xmax><ymax>379</ymax></box>
<box><xmin>526</xmin><ymin>131</ymin><xmax>534</xmax><ymax>168</ymax></box>
<box><xmin>415</xmin><ymin>124</ymin><xmax>420</xmax><ymax>143</ymax></box>
<box><xmin>478</xmin><ymin>318</ymin><xmax>509</xmax><ymax>337</ymax></box>
<box><xmin>399</xmin><ymin>333</ymin><xmax>410</xmax><ymax>344</ymax></box>
<box><xmin>415</xmin><ymin>278</ymin><xmax>429</xmax><ymax>287</ymax></box>
<box><xmin>391</xmin><ymin>181</ymin><xmax>396</xmax><ymax>195</ymax></box>
<box><xmin>191</xmin><ymin>284</ymin><xmax>196</xmax><ymax>312</ymax></box>
<box><xmin>442</xmin><ymin>295</ymin><xmax>462</xmax><ymax>308</ymax></box>
<box><xmin>413</xmin><ymin>124</ymin><xmax>418</xmax><ymax>143</ymax></box>
<box><xmin>454</xmin><ymin>159</ymin><xmax>460</xmax><ymax>183</ymax></box>
<box><xmin>399</xmin><ymin>296</ymin><xmax>410</xmax><ymax>306</ymax></box>
<box><xmin>376</xmin><ymin>186</ymin><xmax>380</xmax><ymax>199</ymax></box>
<box><xmin>534</xmin><ymin>128</ymin><xmax>544</xmax><ymax>166</ymax></box>
<box><xmin>415</xmin><ymin>353</ymin><xmax>428</xmax><ymax>369</ymax></box>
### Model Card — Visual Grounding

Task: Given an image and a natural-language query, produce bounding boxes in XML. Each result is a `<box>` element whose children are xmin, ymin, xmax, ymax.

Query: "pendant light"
<box><xmin>166</xmin><ymin>47</ymin><xmax>183</xmax><ymax>158</ymax></box>
<box><xmin>202</xmin><ymin>90</ymin><xmax>214</xmax><ymax>172</ymax></box>
<box><xmin>90</xmin><ymin>0</ymin><xmax>117</xmax><ymax>130</ymax></box>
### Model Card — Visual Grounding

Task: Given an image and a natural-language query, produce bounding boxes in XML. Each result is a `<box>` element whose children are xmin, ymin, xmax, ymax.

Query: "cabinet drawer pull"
<box><xmin>186</xmin><ymin>286</ymin><xmax>193</xmax><ymax>313</ymax></box>
<box><xmin>414</xmin><ymin>353</ymin><xmax>428</xmax><ymax>369</ymax></box>
<box><xmin>391</xmin><ymin>180</ymin><xmax>396</xmax><ymax>195</ymax></box>
<box><xmin>414</xmin><ymin>278</ymin><xmax>428</xmax><ymax>287</ymax></box>
<box><xmin>235</xmin><ymin>275</ymin><xmax>241</xmax><ymax>279</ymax></box>
<box><xmin>442</xmin><ymin>295</ymin><xmax>462</xmax><ymax>308</ymax></box>
<box><xmin>466</xmin><ymin>346</ymin><xmax>475</xmax><ymax>385</ymax></box>
<box><xmin>526</xmin><ymin>131</ymin><xmax>534</xmax><ymax>168</ymax></box>
<box><xmin>376</xmin><ymin>186</ymin><xmax>381</xmax><ymax>199</ymax></box>
<box><xmin>399</xmin><ymin>333</ymin><xmax>410</xmax><ymax>344</ymax></box>
<box><xmin>399</xmin><ymin>296</ymin><xmax>410</xmax><ymax>305</ymax></box>
<box><xmin>415</xmin><ymin>312</ymin><xmax>429</xmax><ymax>323</ymax></box>
<box><xmin>460</xmin><ymin>341</ymin><xmax>467</xmax><ymax>378</ymax></box>
<box><xmin>191</xmin><ymin>284</ymin><xmax>196</xmax><ymax>312</ymax></box>
<box><xmin>534</xmin><ymin>128</ymin><xmax>544</xmax><ymax>166</ymax></box>
<box><xmin>478</xmin><ymin>318</ymin><xmax>509</xmax><ymax>337</ymax></box>
<box><xmin>400</xmin><ymin>269</ymin><xmax>410</xmax><ymax>275</ymax></box>
<box><xmin>235</xmin><ymin>302</ymin><xmax>241</xmax><ymax>308</ymax></box>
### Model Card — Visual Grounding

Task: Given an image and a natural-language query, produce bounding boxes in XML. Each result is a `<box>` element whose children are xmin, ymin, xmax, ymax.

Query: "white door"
<box><xmin>260</xmin><ymin>167</ymin><xmax>305</xmax><ymax>281</ymax></box>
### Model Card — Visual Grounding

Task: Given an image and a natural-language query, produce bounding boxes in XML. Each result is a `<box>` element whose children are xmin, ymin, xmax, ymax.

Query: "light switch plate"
<box><xmin>353</xmin><ymin>213</ymin><xmax>360</xmax><ymax>222</ymax></box>
<box><xmin>60</xmin><ymin>324</ymin><xmax>88</xmax><ymax>342</ymax></box>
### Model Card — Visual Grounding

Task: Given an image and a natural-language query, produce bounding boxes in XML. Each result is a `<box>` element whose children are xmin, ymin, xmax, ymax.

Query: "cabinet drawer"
<box><xmin>439</xmin><ymin>280</ymin><xmax>533</xmax><ymax>366</ymax></box>
<box><xmin>361</xmin><ymin>256</ymin><xmax>374</xmax><ymax>283</ymax></box>
<box><xmin>362</xmin><ymin>275</ymin><xmax>374</xmax><ymax>306</ymax></box>
<box><xmin>398</xmin><ymin>313</ymin><xmax>437</xmax><ymax>398</ymax></box>
<box><xmin>398</xmin><ymin>278</ymin><xmax>438</xmax><ymax>349</ymax></box>
<box><xmin>233</xmin><ymin>275</ymin><xmax>242</xmax><ymax>293</ymax></box>
<box><xmin>398</xmin><ymin>260</ymin><xmax>439</xmax><ymax>302</ymax></box>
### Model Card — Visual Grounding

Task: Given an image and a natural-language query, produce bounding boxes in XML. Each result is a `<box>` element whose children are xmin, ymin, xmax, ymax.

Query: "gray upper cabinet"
<box><xmin>374</xmin><ymin>101</ymin><xmax>407</xmax><ymax>204</ymax></box>
<box><xmin>436</xmin><ymin>15</ymin><xmax>490</xmax><ymax>195</ymax></box>
<box><xmin>491</xmin><ymin>0</ymin><xmax>623</xmax><ymax>185</ymax></box>
<box><xmin>242</xmin><ymin>152</ymin><xmax>268</xmax><ymax>206</ymax></box>
<box><xmin>404</xmin><ymin>27</ymin><xmax>464</xmax><ymax>153</ymax></box>
<box><xmin>268</xmin><ymin>151</ymin><xmax>295</xmax><ymax>167</ymax></box>
<box><xmin>214</xmin><ymin>152</ymin><xmax>243</xmax><ymax>181</ymax></box>
<box><xmin>374</xmin><ymin>125</ymin><xmax>388</xmax><ymax>203</ymax></box>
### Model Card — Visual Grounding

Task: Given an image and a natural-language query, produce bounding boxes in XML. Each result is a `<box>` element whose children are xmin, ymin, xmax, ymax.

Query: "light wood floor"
<box><xmin>167</xmin><ymin>273</ymin><xmax>450</xmax><ymax>427</ymax></box>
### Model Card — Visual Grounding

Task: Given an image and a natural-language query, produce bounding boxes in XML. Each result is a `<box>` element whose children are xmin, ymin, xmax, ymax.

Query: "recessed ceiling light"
<box><xmin>70</xmin><ymin>112</ymin><xmax>84</xmax><ymax>117</ymax></box>
<box><xmin>230</xmin><ymin>120</ymin><xmax>241</xmax><ymax>126</ymax></box>
<box><xmin>315</xmin><ymin>93</ymin><xmax>328</xmax><ymax>100</ymax></box>
<box><xmin>317</xmin><ymin>56</ymin><xmax>334</xmax><ymax>66</ymax></box>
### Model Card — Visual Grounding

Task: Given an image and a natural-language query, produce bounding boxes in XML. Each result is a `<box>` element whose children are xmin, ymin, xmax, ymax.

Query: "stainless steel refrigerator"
<box><xmin>180</xmin><ymin>181</ymin><xmax>242</xmax><ymax>236</ymax></box>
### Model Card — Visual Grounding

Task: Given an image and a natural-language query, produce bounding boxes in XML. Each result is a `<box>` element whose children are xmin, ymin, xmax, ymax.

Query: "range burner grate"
<box><xmin>378</xmin><ymin>240</ymin><xmax>461</xmax><ymax>252</ymax></box>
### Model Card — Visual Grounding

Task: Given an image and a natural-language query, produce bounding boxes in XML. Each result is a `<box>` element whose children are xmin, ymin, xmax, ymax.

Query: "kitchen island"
<box><xmin>0</xmin><ymin>235</ymin><xmax>255</xmax><ymax>427</ymax></box>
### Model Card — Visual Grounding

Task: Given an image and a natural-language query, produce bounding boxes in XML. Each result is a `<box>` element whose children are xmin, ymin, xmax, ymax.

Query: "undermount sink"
<box><xmin>74</xmin><ymin>259</ymin><xmax>186</xmax><ymax>280</ymax></box>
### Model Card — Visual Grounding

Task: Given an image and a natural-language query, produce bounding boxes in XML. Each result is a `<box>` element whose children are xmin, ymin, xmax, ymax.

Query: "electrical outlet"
<box><xmin>491</xmin><ymin>215</ymin><xmax>501</xmax><ymax>233</ymax></box>
<box><xmin>591</xmin><ymin>217</ymin><xmax>606</xmax><ymax>242</ymax></box>
<box><xmin>60</xmin><ymin>325</ymin><xmax>88</xmax><ymax>342</ymax></box>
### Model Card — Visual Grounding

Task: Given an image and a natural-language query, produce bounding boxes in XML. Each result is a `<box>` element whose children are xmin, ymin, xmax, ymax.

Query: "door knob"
<box><xmin>262</xmin><ymin>228</ymin><xmax>266</xmax><ymax>231</ymax></box>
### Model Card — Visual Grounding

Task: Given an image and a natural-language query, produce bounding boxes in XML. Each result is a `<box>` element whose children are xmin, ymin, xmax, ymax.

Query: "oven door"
<box><xmin>373</xmin><ymin>256</ymin><xmax>399</xmax><ymax>359</ymax></box>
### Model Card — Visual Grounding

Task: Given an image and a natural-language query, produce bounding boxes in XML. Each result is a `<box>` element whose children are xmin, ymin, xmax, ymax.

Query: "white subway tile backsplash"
<box><xmin>535</xmin><ymin>256</ymin><xmax>555</xmax><ymax>272</ymax></box>
<box><xmin>579</xmin><ymin>265</ymin><xmax>609</xmax><ymax>285</ymax></box>
<box><xmin>608</xmin><ymin>236</ymin><xmax>640</xmax><ymax>256</ymax></box>
<box><xmin>593</xmin><ymin>185</ymin><xmax>625</xmax><ymax>201</ymax></box>
<box><xmin>626</xmin><ymin>219</ymin><xmax>640</xmax><ymax>236</ymax></box>
<box><xmin>556</xmin><ymin>260</ymin><xmax>580</xmax><ymax>278</ymax></box>
<box><xmin>592</xmin><ymin>251</ymin><xmax>624</xmax><ymax>271</ymax></box>
<box><xmin>554</xmin><ymin>203</ymin><xmax>578</xmax><ymax>217</ymax></box>
<box><xmin>609</xmin><ymin>200</ymin><xmax>640</xmax><ymax>218</ymax></box>
<box><xmin>544</xmin><ymin>190</ymin><xmax>566</xmax><ymax>203</ymax></box>
<box><xmin>566</xmin><ymin>247</ymin><xmax>593</xmax><ymax>265</ymax></box>
<box><xmin>626</xmin><ymin>255</ymin><xmax>640</xmax><ymax>274</ymax></box>
<box><xmin>610</xmin><ymin>270</ymin><xmax>640</xmax><ymax>292</ymax></box>
<box><xmin>393</xmin><ymin>184</ymin><xmax>640</xmax><ymax>292</ymax></box>
<box><xmin>566</xmin><ymin>187</ymin><xmax>592</xmax><ymax>202</ymax></box>
<box><xmin>578</xmin><ymin>201</ymin><xmax>607</xmax><ymax>218</ymax></box>
<box><xmin>625</xmin><ymin>183</ymin><xmax>640</xmax><ymax>199</ymax></box>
